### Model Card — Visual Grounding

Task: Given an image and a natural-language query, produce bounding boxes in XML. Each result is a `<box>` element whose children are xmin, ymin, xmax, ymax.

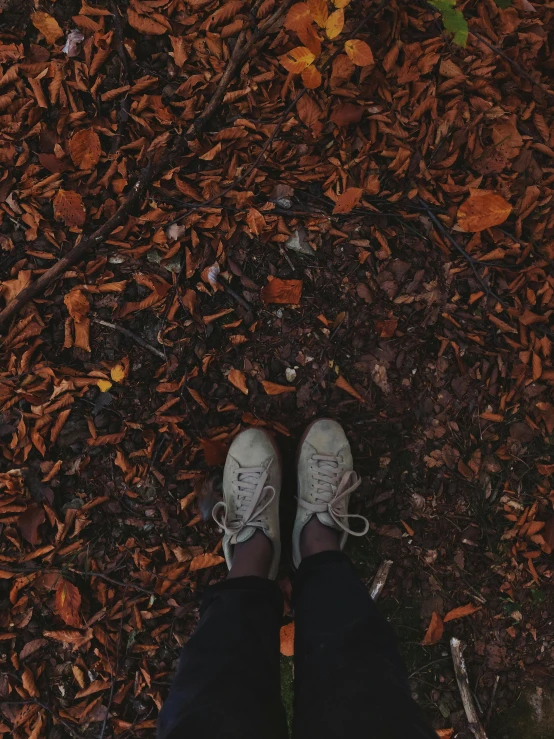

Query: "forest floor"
<box><xmin>1</xmin><ymin>0</ymin><xmax>554</xmax><ymax>737</ymax></box>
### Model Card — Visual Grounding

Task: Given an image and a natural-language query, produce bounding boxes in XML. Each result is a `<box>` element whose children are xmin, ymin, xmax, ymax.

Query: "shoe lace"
<box><xmin>213</xmin><ymin>463</ymin><xmax>275</xmax><ymax>537</ymax></box>
<box><xmin>299</xmin><ymin>454</ymin><xmax>369</xmax><ymax>536</ymax></box>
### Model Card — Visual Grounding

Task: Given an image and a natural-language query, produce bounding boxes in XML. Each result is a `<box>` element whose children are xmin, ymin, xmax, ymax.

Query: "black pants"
<box><xmin>158</xmin><ymin>551</ymin><xmax>436</xmax><ymax>739</ymax></box>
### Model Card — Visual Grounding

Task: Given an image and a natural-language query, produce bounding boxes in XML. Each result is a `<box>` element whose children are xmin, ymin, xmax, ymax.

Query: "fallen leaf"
<box><xmin>544</xmin><ymin>517</ymin><xmax>554</xmax><ymax>549</ymax></box>
<box><xmin>127</xmin><ymin>8</ymin><xmax>169</xmax><ymax>34</ymax></box>
<box><xmin>436</xmin><ymin>730</ymin><xmax>454</xmax><ymax>739</ymax></box>
<box><xmin>20</xmin><ymin>639</ymin><xmax>48</xmax><ymax>660</ymax></box>
<box><xmin>64</xmin><ymin>289</ymin><xmax>90</xmax><ymax>322</ymax></box>
<box><xmin>228</xmin><ymin>368</ymin><xmax>249</xmax><ymax>395</ymax></box>
<box><xmin>285</xmin><ymin>3</ymin><xmax>312</xmax><ymax>32</ymax></box>
<box><xmin>201</xmin><ymin>438</ymin><xmax>229</xmax><ymax>466</ymax></box>
<box><xmin>280</xmin><ymin>46</ymin><xmax>316</xmax><ymax>74</ymax></box>
<box><xmin>22</xmin><ymin>666</ymin><xmax>39</xmax><ymax>698</ymax></box>
<box><xmin>53</xmin><ymin>189</ymin><xmax>86</xmax><ymax>228</ymax></box>
<box><xmin>457</xmin><ymin>190</ymin><xmax>512</xmax><ymax>232</ymax></box>
<box><xmin>17</xmin><ymin>503</ymin><xmax>45</xmax><ymax>545</ymax></box>
<box><xmin>333</xmin><ymin>187</ymin><xmax>363</xmax><ymax>214</ymax></box>
<box><xmin>326</xmin><ymin>8</ymin><xmax>344</xmax><ymax>38</ymax></box>
<box><xmin>262</xmin><ymin>381</ymin><xmax>296</xmax><ymax>395</ymax></box>
<box><xmin>261</xmin><ymin>278</ymin><xmax>303</xmax><ymax>305</ymax></box>
<box><xmin>422</xmin><ymin>611</ymin><xmax>444</xmax><ymax>645</ymax></box>
<box><xmin>301</xmin><ymin>65</ymin><xmax>322</xmax><ymax>89</ymax></box>
<box><xmin>69</xmin><ymin>128</ymin><xmax>102</xmax><ymax>170</ymax></box>
<box><xmin>443</xmin><ymin>603</ymin><xmax>481</xmax><ymax>622</ymax></box>
<box><xmin>32</xmin><ymin>11</ymin><xmax>64</xmax><ymax>45</ymax></box>
<box><xmin>55</xmin><ymin>578</ymin><xmax>82</xmax><ymax>628</ymax></box>
<box><xmin>344</xmin><ymin>39</ymin><xmax>374</xmax><ymax>66</ymax></box>
<box><xmin>336</xmin><ymin>375</ymin><xmax>365</xmax><ymax>402</ymax></box>
<box><xmin>97</xmin><ymin>380</ymin><xmax>112</xmax><ymax>392</ymax></box>
<box><xmin>189</xmin><ymin>553</ymin><xmax>225</xmax><ymax>571</ymax></box>
<box><xmin>110</xmin><ymin>364</ymin><xmax>126</xmax><ymax>383</ymax></box>
<box><xmin>308</xmin><ymin>0</ymin><xmax>328</xmax><ymax>26</ymax></box>
<box><xmin>280</xmin><ymin>622</ymin><xmax>295</xmax><ymax>656</ymax></box>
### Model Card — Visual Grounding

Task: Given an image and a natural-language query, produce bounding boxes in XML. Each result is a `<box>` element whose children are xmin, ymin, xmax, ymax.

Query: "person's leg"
<box><xmin>158</xmin><ymin>430</ymin><xmax>287</xmax><ymax>739</ymax></box>
<box><xmin>291</xmin><ymin>420</ymin><xmax>436</xmax><ymax>738</ymax></box>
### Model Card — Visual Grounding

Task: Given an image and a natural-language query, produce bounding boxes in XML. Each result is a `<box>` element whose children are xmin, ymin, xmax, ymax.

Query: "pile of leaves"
<box><xmin>0</xmin><ymin>0</ymin><xmax>553</xmax><ymax>736</ymax></box>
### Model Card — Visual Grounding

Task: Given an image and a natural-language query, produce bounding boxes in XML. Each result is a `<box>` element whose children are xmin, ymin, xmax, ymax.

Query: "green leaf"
<box><xmin>429</xmin><ymin>0</ymin><xmax>469</xmax><ymax>47</ymax></box>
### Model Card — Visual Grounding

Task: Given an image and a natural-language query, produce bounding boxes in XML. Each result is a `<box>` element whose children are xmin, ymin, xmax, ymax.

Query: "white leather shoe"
<box><xmin>213</xmin><ymin>428</ymin><xmax>281</xmax><ymax>579</ymax></box>
<box><xmin>292</xmin><ymin>419</ymin><xmax>369</xmax><ymax>568</ymax></box>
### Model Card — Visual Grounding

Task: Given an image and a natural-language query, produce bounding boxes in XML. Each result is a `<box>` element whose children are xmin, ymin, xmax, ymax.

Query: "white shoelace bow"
<box><xmin>213</xmin><ymin>464</ymin><xmax>275</xmax><ymax>537</ymax></box>
<box><xmin>299</xmin><ymin>454</ymin><xmax>369</xmax><ymax>536</ymax></box>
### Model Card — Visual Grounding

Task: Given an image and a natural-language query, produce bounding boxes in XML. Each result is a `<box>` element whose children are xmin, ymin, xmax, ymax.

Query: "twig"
<box><xmin>98</xmin><ymin>587</ymin><xmax>127</xmax><ymax>739</ymax></box>
<box><xmin>484</xmin><ymin>674</ymin><xmax>500</xmax><ymax>727</ymax></box>
<box><xmin>470</xmin><ymin>31</ymin><xmax>554</xmax><ymax>102</ymax></box>
<box><xmin>3</xmin><ymin>700</ymin><xmax>83</xmax><ymax>739</ymax></box>
<box><xmin>418</xmin><ymin>198</ymin><xmax>507</xmax><ymax>307</ymax></box>
<box><xmin>91</xmin><ymin>317</ymin><xmax>166</xmax><ymax>359</ymax></box>
<box><xmin>450</xmin><ymin>637</ymin><xmax>488</xmax><ymax>739</ymax></box>
<box><xmin>108</xmin><ymin>0</ymin><xmax>132</xmax><ymax>154</ymax></box>
<box><xmin>370</xmin><ymin>559</ymin><xmax>393</xmax><ymax>600</ymax></box>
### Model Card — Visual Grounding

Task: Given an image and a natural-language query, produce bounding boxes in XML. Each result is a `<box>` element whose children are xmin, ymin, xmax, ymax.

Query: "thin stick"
<box><xmin>108</xmin><ymin>0</ymin><xmax>132</xmax><ymax>154</ymax></box>
<box><xmin>370</xmin><ymin>559</ymin><xmax>393</xmax><ymax>600</ymax></box>
<box><xmin>485</xmin><ymin>674</ymin><xmax>500</xmax><ymax>727</ymax></box>
<box><xmin>450</xmin><ymin>637</ymin><xmax>488</xmax><ymax>739</ymax></box>
<box><xmin>92</xmin><ymin>318</ymin><xmax>166</xmax><ymax>359</ymax></box>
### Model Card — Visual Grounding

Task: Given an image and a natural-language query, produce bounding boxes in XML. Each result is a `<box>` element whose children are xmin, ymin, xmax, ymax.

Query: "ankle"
<box><xmin>228</xmin><ymin>530</ymin><xmax>273</xmax><ymax>579</ymax></box>
<box><xmin>300</xmin><ymin>516</ymin><xmax>340</xmax><ymax>560</ymax></box>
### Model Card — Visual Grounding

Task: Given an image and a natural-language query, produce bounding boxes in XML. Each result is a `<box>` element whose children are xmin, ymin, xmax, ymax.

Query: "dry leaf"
<box><xmin>53</xmin><ymin>189</ymin><xmax>86</xmax><ymax>228</ymax></box>
<box><xmin>228</xmin><ymin>368</ymin><xmax>249</xmax><ymax>395</ymax></box>
<box><xmin>344</xmin><ymin>39</ymin><xmax>374</xmax><ymax>66</ymax></box>
<box><xmin>32</xmin><ymin>12</ymin><xmax>64</xmax><ymax>45</ymax></box>
<box><xmin>436</xmin><ymin>731</ymin><xmax>454</xmax><ymax>739</ymax></box>
<box><xmin>335</xmin><ymin>375</ymin><xmax>365</xmax><ymax>402</ymax></box>
<box><xmin>22</xmin><ymin>666</ymin><xmax>39</xmax><ymax>698</ymax></box>
<box><xmin>296</xmin><ymin>94</ymin><xmax>323</xmax><ymax>134</ymax></box>
<box><xmin>262</xmin><ymin>381</ymin><xmax>296</xmax><ymax>395</ymax></box>
<box><xmin>111</xmin><ymin>364</ymin><xmax>126</xmax><ymax>383</ymax></box>
<box><xmin>189</xmin><ymin>553</ymin><xmax>225</xmax><ymax>571</ymax></box>
<box><xmin>55</xmin><ymin>578</ymin><xmax>82</xmax><ymax>627</ymax></box>
<box><xmin>301</xmin><ymin>65</ymin><xmax>322</xmax><ymax>89</ymax></box>
<box><xmin>422</xmin><ymin>611</ymin><xmax>444</xmax><ymax>645</ymax></box>
<box><xmin>69</xmin><ymin>128</ymin><xmax>102</xmax><ymax>170</ymax></box>
<box><xmin>261</xmin><ymin>278</ymin><xmax>303</xmax><ymax>305</ymax></box>
<box><xmin>333</xmin><ymin>187</ymin><xmax>363</xmax><ymax>214</ymax></box>
<box><xmin>285</xmin><ymin>3</ymin><xmax>312</xmax><ymax>32</ymax></box>
<box><xmin>64</xmin><ymin>289</ymin><xmax>90</xmax><ymax>322</ymax></box>
<box><xmin>201</xmin><ymin>438</ymin><xmax>229</xmax><ymax>466</ymax></box>
<box><xmin>280</xmin><ymin>622</ymin><xmax>295</xmax><ymax>656</ymax></box>
<box><xmin>457</xmin><ymin>190</ymin><xmax>512</xmax><ymax>232</ymax></box>
<box><xmin>127</xmin><ymin>8</ymin><xmax>169</xmax><ymax>34</ymax></box>
<box><xmin>326</xmin><ymin>8</ymin><xmax>344</xmax><ymax>38</ymax></box>
<box><xmin>443</xmin><ymin>603</ymin><xmax>481</xmax><ymax>622</ymax></box>
<box><xmin>308</xmin><ymin>0</ymin><xmax>328</xmax><ymax>27</ymax></box>
<box><xmin>280</xmin><ymin>46</ymin><xmax>316</xmax><ymax>74</ymax></box>
<box><xmin>17</xmin><ymin>503</ymin><xmax>45</xmax><ymax>545</ymax></box>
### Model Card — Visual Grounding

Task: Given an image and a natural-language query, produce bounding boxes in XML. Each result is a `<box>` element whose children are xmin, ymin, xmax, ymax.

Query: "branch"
<box><xmin>450</xmin><ymin>637</ymin><xmax>488</xmax><ymax>739</ymax></box>
<box><xmin>91</xmin><ymin>317</ymin><xmax>166</xmax><ymax>359</ymax></box>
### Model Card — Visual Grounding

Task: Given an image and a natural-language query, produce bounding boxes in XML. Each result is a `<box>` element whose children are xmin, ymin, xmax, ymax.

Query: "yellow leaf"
<box><xmin>344</xmin><ymin>39</ymin><xmax>374</xmax><ymax>66</ymax></box>
<box><xmin>32</xmin><ymin>11</ymin><xmax>64</xmax><ymax>45</ymax></box>
<box><xmin>332</xmin><ymin>0</ymin><xmax>351</xmax><ymax>6</ymax></box>
<box><xmin>457</xmin><ymin>190</ymin><xmax>512</xmax><ymax>232</ymax></box>
<box><xmin>279</xmin><ymin>46</ymin><xmax>316</xmax><ymax>74</ymax></box>
<box><xmin>301</xmin><ymin>64</ymin><xmax>322</xmax><ymax>89</ymax></box>
<box><xmin>326</xmin><ymin>8</ymin><xmax>344</xmax><ymax>39</ymax></box>
<box><xmin>110</xmin><ymin>364</ymin><xmax>125</xmax><ymax>383</ymax></box>
<box><xmin>308</xmin><ymin>0</ymin><xmax>328</xmax><ymax>27</ymax></box>
<box><xmin>97</xmin><ymin>380</ymin><xmax>112</xmax><ymax>393</ymax></box>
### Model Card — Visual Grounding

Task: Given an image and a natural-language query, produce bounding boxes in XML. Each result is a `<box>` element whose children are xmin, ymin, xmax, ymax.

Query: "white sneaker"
<box><xmin>292</xmin><ymin>418</ymin><xmax>369</xmax><ymax>568</ymax></box>
<box><xmin>213</xmin><ymin>428</ymin><xmax>281</xmax><ymax>579</ymax></box>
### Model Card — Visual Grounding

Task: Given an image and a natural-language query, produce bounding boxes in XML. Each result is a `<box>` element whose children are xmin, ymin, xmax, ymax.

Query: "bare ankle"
<box><xmin>300</xmin><ymin>516</ymin><xmax>340</xmax><ymax>560</ymax></box>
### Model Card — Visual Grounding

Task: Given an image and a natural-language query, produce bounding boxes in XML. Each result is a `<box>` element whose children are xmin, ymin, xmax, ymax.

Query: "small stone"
<box><xmin>285</xmin><ymin>367</ymin><xmax>296</xmax><ymax>382</ymax></box>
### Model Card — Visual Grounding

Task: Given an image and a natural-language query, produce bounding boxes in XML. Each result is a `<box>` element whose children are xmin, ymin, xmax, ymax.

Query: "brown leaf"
<box><xmin>228</xmin><ymin>368</ymin><xmax>249</xmax><ymax>395</ymax></box>
<box><xmin>201</xmin><ymin>438</ymin><xmax>229</xmax><ymax>466</ymax></box>
<box><xmin>55</xmin><ymin>578</ymin><xmax>82</xmax><ymax>627</ymax></box>
<box><xmin>457</xmin><ymin>190</ymin><xmax>512</xmax><ymax>232</ymax></box>
<box><xmin>335</xmin><ymin>375</ymin><xmax>365</xmax><ymax>403</ymax></box>
<box><xmin>544</xmin><ymin>517</ymin><xmax>554</xmax><ymax>549</ymax></box>
<box><xmin>22</xmin><ymin>666</ymin><xmax>39</xmax><ymax>698</ymax></box>
<box><xmin>280</xmin><ymin>622</ymin><xmax>295</xmax><ymax>656</ymax></box>
<box><xmin>262</xmin><ymin>381</ymin><xmax>296</xmax><ymax>395</ymax></box>
<box><xmin>308</xmin><ymin>0</ymin><xmax>328</xmax><ymax>27</ymax></box>
<box><xmin>127</xmin><ymin>8</ymin><xmax>169</xmax><ymax>34</ymax></box>
<box><xmin>69</xmin><ymin>128</ymin><xmax>102</xmax><ymax>170</ymax></box>
<box><xmin>436</xmin><ymin>731</ymin><xmax>454</xmax><ymax>739</ymax></box>
<box><xmin>20</xmin><ymin>638</ymin><xmax>48</xmax><ymax>660</ymax></box>
<box><xmin>261</xmin><ymin>278</ymin><xmax>303</xmax><ymax>305</ymax></box>
<box><xmin>44</xmin><ymin>628</ymin><xmax>93</xmax><ymax>649</ymax></box>
<box><xmin>53</xmin><ymin>189</ymin><xmax>86</xmax><ymax>227</ymax></box>
<box><xmin>422</xmin><ymin>611</ymin><xmax>444</xmax><ymax>645</ymax></box>
<box><xmin>344</xmin><ymin>39</ymin><xmax>374</xmax><ymax>66</ymax></box>
<box><xmin>32</xmin><ymin>11</ymin><xmax>63</xmax><ymax>44</ymax></box>
<box><xmin>189</xmin><ymin>553</ymin><xmax>225</xmax><ymax>571</ymax></box>
<box><xmin>330</xmin><ymin>103</ymin><xmax>363</xmax><ymax>127</ymax></box>
<box><xmin>301</xmin><ymin>65</ymin><xmax>322</xmax><ymax>89</ymax></box>
<box><xmin>333</xmin><ymin>187</ymin><xmax>363</xmax><ymax>214</ymax></box>
<box><xmin>443</xmin><ymin>603</ymin><xmax>481</xmax><ymax>622</ymax></box>
<box><xmin>296</xmin><ymin>94</ymin><xmax>322</xmax><ymax>135</ymax></box>
<box><xmin>285</xmin><ymin>3</ymin><xmax>311</xmax><ymax>32</ymax></box>
<box><xmin>280</xmin><ymin>46</ymin><xmax>315</xmax><ymax>74</ymax></box>
<box><xmin>17</xmin><ymin>503</ymin><xmax>45</xmax><ymax>545</ymax></box>
<box><xmin>64</xmin><ymin>289</ymin><xmax>90</xmax><ymax>322</ymax></box>
<box><xmin>246</xmin><ymin>207</ymin><xmax>266</xmax><ymax>236</ymax></box>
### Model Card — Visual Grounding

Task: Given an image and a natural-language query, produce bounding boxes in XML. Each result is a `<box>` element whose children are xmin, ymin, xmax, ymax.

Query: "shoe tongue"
<box><xmin>317</xmin><ymin>511</ymin><xmax>338</xmax><ymax>531</ymax></box>
<box><xmin>232</xmin><ymin>525</ymin><xmax>257</xmax><ymax>545</ymax></box>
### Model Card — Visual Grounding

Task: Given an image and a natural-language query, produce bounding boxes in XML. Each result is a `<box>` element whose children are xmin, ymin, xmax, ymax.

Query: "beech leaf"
<box><xmin>53</xmin><ymin>189</ymin><xmax>86</xmax><ymax>228</ymax></box>
<box><xmin>69</xmin><ymin>128</ymin><xmax>102</xmax><ymax>170</ymax></box>
<box><xmin>344</xmin><ymin>39</ymin><xmax>374</xmax><ymax>66</ymax></box>
<box><xmin>261</xmin><ymin>278</ymin><xmax>303</xmax><ymax>305</ymax></box>
<box><xmin>333</xmin><ymin>187</ymin><xmax>363</xmax><ymax>214</ymax></box>
<box><xmin>55</xmin><ymin>578</ymin><xmax>82</xmax><ymax>628</ymax></box>
<box><xmin>457</xmin><ymin>190</ymin><xmax>512</xmax><ymax>232</ymax></box>
<box><xmin>422</xmin><ymin>611</ymin><xmax>444</xmax><ymax>645</ymax></box>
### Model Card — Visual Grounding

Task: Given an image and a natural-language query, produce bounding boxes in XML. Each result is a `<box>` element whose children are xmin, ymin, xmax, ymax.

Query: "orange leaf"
<box><xmin>301</xmin><ymin>65</ymin><xmax>322</xmax><ymax>89</ymax></box>
<box><xmin>261</xmin><ymin>278</ymin><xmax>303</xmax><ymax>305</ymax></box>
<box><xmin>279</xmin><ymin>46</ymin><xmax>315</xmax><ymax>74</ymax></box>
<box><xmin>422</xmin><ymin>611</ymin><xmax>444</xmax><ymax>645</ymax></box>
<box><xmin>332</xmin><ymin>0</ymin><xmax>351</xmax><ymax>6</ymax></box>
<box><xmin>443</xmin><ymin>603</ymin><xmax>481</xmax><ymax>622</ymax></box>
<box><xmin>22</xmin><ymin>666</ymin><xmax>40</xmax><ymax>698</ymax></box>
<box><xmin>344</xmin><ymin>39</ymin><xmax>374</xmax><ymax>66</ymax></box>
<box><xmin>280</xmin><ymin>622</ymin><xmax>295</xmax><ymax>656</ymax></box>
<box><xmin>457</xmin><ymin>190</ymin><xmax>512</xmax><ymax>232</ymax></box>
<box><xmin>262</xmin><ymin>381</ymin><xmax>296</xmax><ymax>395</ymax></box>
<box><xmin>69</xmin><ymin>128</ymin><xmax>102</xmax><ymax>170</ymax></box>
<box><xmin>189</xmin><ymin>553</ymin><xmax>225</xmax><ymax>571</ymax></box>
<box><xmin>308</xmin><ymin>0</ymin><xmax>328</xmax><ymax>27</ymax></box>
<box><xmin>228</xmin><ymin>368</ymin><xmax>249</xmax><ymax>395</ymax></box>
<box><xmin>64</xmin><ymin>289</ymin><xmax>90</xmax><ymax>322</ymax></box>
<box><xmin>333</xmin><ymin>187</ymin><xmax>363</xmax><ymax>214</ymax></box>
<box><xmin>53</xmin><ymin>189</ymin><xmax>86</xmax><ymax>227</ymax></box>
<box><xmin>436</xmin><ymin>731</ymin><xmax>454</xmax><ymax>739</ymax></box>
<box><xmin>335</xmin><ymin>375</ymin><xmax>365</xmax><ymax>403</ymax></box>
<box><xmin>246</xmin><ymin>207</ymin><xmax>266</xmax><ymax>236</ymax></box>
<box><xmin>32</xmin><ymin>11</ymin><xmax>63</xmax><ymax>44</ymax></box>
<box><xmin>326</xmin><ymin>8</ymin><xmax>344</xmax><ymax>38</ymax></box>
<box><xmin>285</xmin><ymin>3</ymin><xmax>312</xmax><ymax>32</ymax></box>
<box><xmin>55</xmin><ymin>578</ymin><xmax>82</xmax><ymax>628</ymax></box>
<box><xmin>480</xmin><ymin>412</ymin><xmax>503</xmax><ymax>422</ymax></box>
<box><xmin>296</xmin><ymin>94</ymin><xmax>323</xmax><ymax>135</ymax></box>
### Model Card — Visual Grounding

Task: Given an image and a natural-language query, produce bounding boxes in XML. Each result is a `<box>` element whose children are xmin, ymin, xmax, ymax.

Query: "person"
<box><xmin>158</xmin><ymin>419</ymin><xmax>437</xmax><ymax>739</ymax></box>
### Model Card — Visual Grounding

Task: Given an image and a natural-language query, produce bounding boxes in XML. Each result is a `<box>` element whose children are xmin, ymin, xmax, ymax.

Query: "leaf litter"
<box><xmin>0</xmin><ymin>0</ymin><xmax>554</xmax><ymax>736</ymax></box>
